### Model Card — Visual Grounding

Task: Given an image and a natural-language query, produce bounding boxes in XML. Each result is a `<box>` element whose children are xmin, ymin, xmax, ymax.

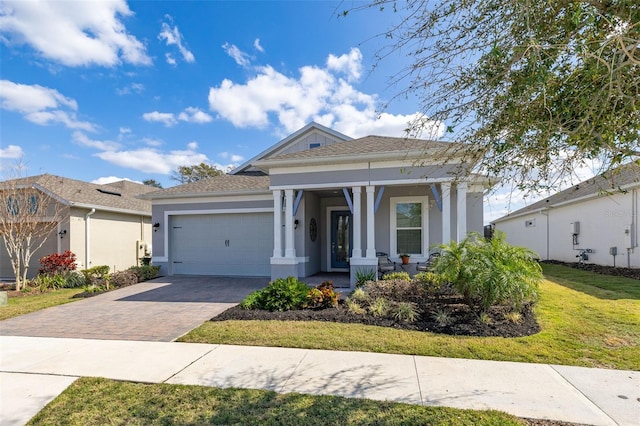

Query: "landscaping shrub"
<box><xmin>346</xmin><ymin>299</ymin><xmax>366</xmax><ymax>315</ymax></box>
<box><xmin>81</xmin><ymin>265</ymin><xmax>110</xmax><ymax>288</ymax></box>
<box><xmin>239</xmin><ymin>277</ymin><xmax>311</xmax><ymax>312</ymax></box>
<box><xmin>382</xmin><ymin>271</ymin><xmax>411</xmax><ymax>281</ymax></box>
<box><xmin>32</xmin><ymin>274</ymin><xmax>66</xmax><ymax>292</ymax></box>
<box><xmin>392</xmin><ymin>302</ymin><xmax>420</xmax><ymax>323</ymax></box>
<box><xmin>363</xmin><ymin>279</ymin><xmax>424</xmax><ymax>303</ymax></box>
<box><xmin>354</xmin><ymin>269</ymin><xmax>376</xmax><ymax>287</ymax></box>
<box><xmin>39</xmin><ymin>250</ymin><xmax>77</xmax><ymax>276</ymax></box>
<box><xmin>128</xmin><ymin>265</ymin><xmax>160</xmax><ymax>282</ymax></box>
<box><xmin>306</xmin><ymin>281</ymin><xmax>338</xmax><ymax>309</ymax></box>
<box><xmin>434</xmin><ymin>232</ymin><xmax>541</xmax><ymax>312</ymax></box>
<box><xmin>62</xmin><ymin>271</ymin><xmax>86</xmax><ymax>288</ymax></box>
<box><xmin>109</xmin><ymin>270</ymin><xmax>138</xmax><ymax>288</ymax></box>
<box><xmin>368</xmin><ymin>297</ymin><xmax>390</xmax><ymax>317</ymax></box>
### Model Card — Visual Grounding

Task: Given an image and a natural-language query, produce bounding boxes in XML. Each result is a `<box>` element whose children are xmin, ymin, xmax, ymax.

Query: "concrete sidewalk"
<box><xmin>1</xmin><ymin>336</ymin><xmax>638</xmax><ymax>426</ymax></box>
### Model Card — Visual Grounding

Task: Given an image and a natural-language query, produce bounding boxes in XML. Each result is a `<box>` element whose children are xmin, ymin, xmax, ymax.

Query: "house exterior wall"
<box><xmin>496</xmin><ymin>189</ymin><xmax>640</xmax><ymax>267</ymax></box>
<box><xmin>275</xmin><ymin>131</ymin><xmax>345</xmax><ymax>156</ymax></box>
<box><xmin>0</xmin><ymin>225</ymin><xmax>58</xmax><ymax>279</ymax></box>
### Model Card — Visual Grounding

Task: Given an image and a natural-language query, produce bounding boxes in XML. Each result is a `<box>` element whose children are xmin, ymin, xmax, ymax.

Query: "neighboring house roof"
<box><xmin>254</xmin><ymin>135</ymin><xmax>460</xmax><ymax>168</ymax></box>
<box><xmin>493</xmin><ymin>163</ymin><xmax>640</xmax><ymax>223</ymax></box>
<box><xmin>141</xmin><ymin>175</ymin><xmax>271</xmax><ymax>199</ymax></box>
<box><xmin>230</xmin><ymin>122</ymin><xmax>352</xmax><ymax>175</ymax></box>
<box><xmin>0</xmin><ymin>174</ymin><xmax>152</xmax><ymax>215</ymax></box>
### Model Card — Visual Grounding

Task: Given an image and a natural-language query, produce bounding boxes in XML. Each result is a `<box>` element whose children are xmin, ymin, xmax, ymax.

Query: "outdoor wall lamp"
<box><xmin>153</xmin><ymin>222</ymin><xmax>160</xmax><ymax>232</ymax></box>
<box><xmin>58</xmin><ymin>229</ymin><xmax>67</xmax><ymax>239</ymax></box>
<box><xmin>294</xmin><ymin>219</ymin><xmax>299</xmax><ymax>230</ymax></box>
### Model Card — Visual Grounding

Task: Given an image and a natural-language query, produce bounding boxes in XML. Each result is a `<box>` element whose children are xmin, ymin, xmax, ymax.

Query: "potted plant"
<box><xmin>399</xmin><ymin>254</ymin><xmax>411</xmax><ymax>265</ymax></box>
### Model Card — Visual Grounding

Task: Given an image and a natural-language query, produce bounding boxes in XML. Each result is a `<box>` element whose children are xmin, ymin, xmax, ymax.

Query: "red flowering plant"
<box><xmin>39</xmin><ymin>250</ymin><xmax>77</xmax><ymax>276</ymax></box>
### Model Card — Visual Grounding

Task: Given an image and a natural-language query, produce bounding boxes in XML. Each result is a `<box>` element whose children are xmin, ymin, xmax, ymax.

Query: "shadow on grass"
<box><xmin>541</xmin><ymin>263</ymin><xmax>640</xmax><ymax>300</ymax></box>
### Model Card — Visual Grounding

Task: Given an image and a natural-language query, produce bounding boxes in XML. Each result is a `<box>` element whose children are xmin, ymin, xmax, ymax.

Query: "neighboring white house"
<box><xmin>0</xmin><ymin>175</ymin><xmax>154</xmax><ymax>279</ymax></box>
<box><xmin>144</xmin><ymin>122</ymin><xmax>492</xmax><ymax>287</ymax></box>
<box><xmin>493</xmin><ymin>163</ymin><xmax>640</xmax><ymax>268</ymax></box>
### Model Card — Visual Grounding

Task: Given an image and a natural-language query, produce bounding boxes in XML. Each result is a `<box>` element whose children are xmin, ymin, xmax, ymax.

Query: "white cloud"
<box><xmin>222</xmin><ymin>42</ymin><xmax>251</xmax><ymax>67</ymax></box>
<box><xmin>0</xmin><ymin>0</ymin><xmax>151</xmax><ymax>67</ymax></box>
<box><xmin>115</xmin><ymin>82</ymin><xmax>144</xmax><ymax>95</ymax></box>
<box><xmin>187</xmin><ymin>141</ymin><xmax>198</xmax><ymax>150</ymax></box>
<box><xmin>143</xmin><ymin>137</ymin><xmax>163</xmax><ymax>147</ymax></box>
<box><xmin>327</xmin><ymin>48</ymin><xmax>363</xmax><ymax>82</ymax></box>
<box><xmin>208</xmin><ymin>48</ymin><xmax>442</xmax><ymax>138</ymax></box>
<box><xmin>165</xmin><ymin>53</ymin><xmax>177</xmax><ymax>66</ymax></box>
<box><xmin>92</xmin><ymin>176</ymin><xmax>140</xmax><ymax>185</ymax></box>
<box><xmin>142</xmin><ymin>111</ymin><xmax>177</xmax><ymax>127</ymax></box>
<box><xmin>0</xmin><ymin>144</ymin><xmax>23</xmax><ymax>159</ymax></box>
<box><xmin>219</xmin><ymin>152</ymin><xmax>245</xmax><ymax>163</ymax></box>
<box><xmin>178</xmin><ymin>107</ymin><xmax>212</xmax><ymax>124</ymax></box>
<box><xmin>72</xmin><ymin>131</ymin><xmax>121</xmax><ymax>151</ymax></box>
<box><xmin>158</xmin><ymin>15</ymin><xmax>195</xmax><ymax>64</ymax></box>
<box><xmin>0</xmin><ymin>80</ymin><xmax>95</xmax><ymax>131</ymax></box>
<box><xmin>96</xmin><ymin>147</ymin><xmax>208</xmax><ymax>174</ymax></box>
<box><xmin>254</xmin><ymin>38</ymin><xmax>264</xmax><ymax>53</ymax></box>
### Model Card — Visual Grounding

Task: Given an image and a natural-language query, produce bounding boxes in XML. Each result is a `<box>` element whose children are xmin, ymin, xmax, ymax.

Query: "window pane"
<box><xmin>396</xmin><ymin>203</ymin><xmax>421</xmax><ymax>227</ymax></box>
<box><xmin>397</xmin><ymin>229</ymin><xmax>422</xmax><ymax>254</ymax></box>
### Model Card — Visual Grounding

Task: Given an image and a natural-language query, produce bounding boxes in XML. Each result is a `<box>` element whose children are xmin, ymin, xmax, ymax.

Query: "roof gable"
<box><xmin>493</xmin><ymin>163</ymin><xmax>640</xmax><ymax>222</ymax></box>
<box><xmin>231</xmin><ymin>122</ymin><xmax>352</xmax><ymax>175</ymax></box>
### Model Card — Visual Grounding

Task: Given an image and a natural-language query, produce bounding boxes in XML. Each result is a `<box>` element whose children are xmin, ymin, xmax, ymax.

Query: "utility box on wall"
<box><xmin>570</xmin><ymin>221</ymin><xmax>580</xmax><ymax>235</ymax></box>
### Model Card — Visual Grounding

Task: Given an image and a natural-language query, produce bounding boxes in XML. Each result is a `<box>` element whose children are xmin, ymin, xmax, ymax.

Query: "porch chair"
<box><xmin>377</xmin><ymin>252</ymin><xmax>396</xmax><ymax>279</ymax></box>
<box><xmin>416</xmin><ymin>252</ymin><xmax>441</xmax><ymax>273</ymax></box>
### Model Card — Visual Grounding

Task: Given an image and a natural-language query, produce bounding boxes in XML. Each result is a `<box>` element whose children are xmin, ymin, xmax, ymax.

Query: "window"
<box><xmin>390</xmin><ymin>196</ymin><xmax>428</xmax><ymax>258</ymax></box>
<box><xmin>309</xmin><ymin>143</ymin><xmax>321</xmax><ymax>149</ymax></box>
<box><xmin>6</xmin><ymin>196</ymin><xmax>19</xmax><ymax>215</ymax></box>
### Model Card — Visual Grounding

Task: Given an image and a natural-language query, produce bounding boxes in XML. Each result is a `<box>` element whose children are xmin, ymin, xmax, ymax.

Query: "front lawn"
<box><xmin>180</xmin><ymin>264</ymin><xmax>640</xmax><ymax>370</ymax></box>
<box><xmin>29</xmin><ymin>377</ymin><xmax>525</xmax><ymax>425</ymax></box>
<box><xmin>0</xmin><ymin>288</ymin><xmax>83</xmax><ymax>321</ymax></box>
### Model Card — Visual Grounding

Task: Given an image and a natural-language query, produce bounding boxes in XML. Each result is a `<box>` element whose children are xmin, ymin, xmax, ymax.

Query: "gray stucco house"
<box><xmin>144</xmin><ymin>122</ymin><xmax>488</xmax><ymax>286</ymax></box>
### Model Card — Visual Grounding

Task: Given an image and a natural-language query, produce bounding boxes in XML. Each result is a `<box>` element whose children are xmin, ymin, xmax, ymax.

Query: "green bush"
<box><xmin>354</xmin><ymin>269</ymin><xmax>376</xmax><ymax>287</ymax></box>
<box><xmin>434</xmin><ymin>232</ymin><xmax>541</xmax><ymax>312</ymax></box>
<box><xmin>81</xmin><ymin>265</ymin><xmax>111</xmax><ymax>288</ymax></box>
<box><xmin>368</xmin><ymin>297</ymin><xmax>389</xmax><ymax>317</ymax></box>
<box><xmin>109</xmin><ymin>270</ymin><xmax>139</xmax><ymax>288</ymax></box>
<box><xmin>128</xmin><ymin>265</ymin><xmax>160</xmax><ymax>282</ymax></box>
<box><xmin>239</xmin><ymin>277</ymin><xmax>310</xmax><ymax>312</ymax></box>
<box><xmin>32</xmin><ymin>274</ymin><xmax>66</xmax><ymax>292</ymax></box>
<box><xmin>392</xmin><ymin>302</ymin><xmax>420</xmax><ymax>323</ymax></box>
<box><xmin>62</xmin><ymin>271</ymin><xmax>87</xmax><ymax>288</ymax></box>
<box><xmin>382</xmin><ymin>271</ymin><xmax>411</xmax><ymax>281</ymax></box>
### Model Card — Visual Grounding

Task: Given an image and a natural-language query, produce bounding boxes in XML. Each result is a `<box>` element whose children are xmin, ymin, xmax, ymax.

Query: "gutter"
<box><xmin>85</xmin><ymin>208</ymin><xmax>95</xmax><ymax>269</ymax></box>
<box><xmin>70</xmin><ymin>202</ymin><xmax>150</xmax><ymax>217</ymax></box>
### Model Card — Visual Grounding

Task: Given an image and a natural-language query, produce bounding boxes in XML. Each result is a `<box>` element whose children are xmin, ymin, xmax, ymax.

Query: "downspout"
<box><xmin>540</xmin><ymin>209</ymin><xmax>549</xmax><ymax>260</ymax></box>
<box><xmin>85</xmin><ymin>208</ymin><xmax>95</xmax><ymax>269</ymax></box>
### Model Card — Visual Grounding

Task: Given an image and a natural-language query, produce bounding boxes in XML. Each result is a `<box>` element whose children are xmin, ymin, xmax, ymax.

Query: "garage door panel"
<box><xmin>170</xmin><ymin>213</ymin><xmax>273</xmax><ymax>276</ymax></box>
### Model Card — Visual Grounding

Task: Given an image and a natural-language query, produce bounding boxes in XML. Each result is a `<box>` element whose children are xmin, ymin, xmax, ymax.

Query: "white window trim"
<box><xmin>390</xmin><ymin>196</ymin><xmax>429</xmax><ymax>259</ymax></box>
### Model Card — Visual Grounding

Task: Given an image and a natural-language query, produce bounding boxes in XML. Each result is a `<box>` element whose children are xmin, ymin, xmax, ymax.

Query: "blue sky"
<box><xmin>0</xmin><ymin>1</ymin><xmax>595</xmax><ymax>222</ymax></box>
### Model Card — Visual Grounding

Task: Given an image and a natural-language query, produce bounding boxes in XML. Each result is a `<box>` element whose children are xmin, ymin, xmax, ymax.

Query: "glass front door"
<box><xmin>331</xmin><ymin>210</ymin><xmax>352</xmax><ymax>269</ymax></box>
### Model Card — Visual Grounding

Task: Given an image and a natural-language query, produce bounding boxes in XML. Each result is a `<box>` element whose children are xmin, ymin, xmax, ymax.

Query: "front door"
<box><xmin>331</xmin><ymin>210</ymin><xmax>352</xmax><ymax>269</ymax></box>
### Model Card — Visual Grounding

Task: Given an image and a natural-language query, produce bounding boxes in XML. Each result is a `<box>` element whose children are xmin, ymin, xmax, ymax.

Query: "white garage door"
<box><xmin>170</xmin><ymin>213</ymin><xmax>273</xmax><ymax>276</ymax></box>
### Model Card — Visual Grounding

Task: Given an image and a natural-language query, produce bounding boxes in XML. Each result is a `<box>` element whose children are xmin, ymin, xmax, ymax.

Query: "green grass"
<box><xmin>0</xmin><ymin>288</ymin><xmax>83</xmax><ymax>321</ymax></box>
<box><xmin>180</xmin><ymin>264</ymin><xmax>640</xmax><ymax>370</ymax></box>
<box><xmin>28</xmin><ymin>377</ymin><xmax>524</xmax><ymax>425</ymax></box>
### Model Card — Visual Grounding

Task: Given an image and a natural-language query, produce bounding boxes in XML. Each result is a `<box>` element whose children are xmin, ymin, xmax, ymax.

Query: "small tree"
<box><xmin>171</xmin><ymin>162</ymin><xmax>223</xmax><ymax>184</ymax></box>
<box><xmin>142</xmin><ymin>179</ymin><xmax>163</xmax><ymax>188</ymax></box>
<box><xmin>0</xmin><ymin>170</ymin><xmax>66</xmax><ymax>290</ymax></box>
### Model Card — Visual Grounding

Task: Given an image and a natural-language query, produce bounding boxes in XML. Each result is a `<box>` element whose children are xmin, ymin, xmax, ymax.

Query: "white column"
<box><xmin>284</xmin><ymin>189</ymin><xmax>296</xmax><ymax>258</ymax></box>
<box><xmin>366</xmin><ymin>186</ymin><xmax>376</xmax><ymax>258</ymax></box>
<box><xmin>456</xmin><ymin>182</ymin><xmax>468</xmax><ymax>242</ymax></box>
<box><xmin>272</xmin><ymin>190</ymin><xmax>282</xmax><ymax>258</ymax></box>
<box><xmin>352</xmin><ymin>186</ymin><xmax>362</xmax><ymax>258</ymax></box>
<box><xmin>442</xmin><ymin>182</ymin><xmax>451</xmax><ymax>244</ymax></box>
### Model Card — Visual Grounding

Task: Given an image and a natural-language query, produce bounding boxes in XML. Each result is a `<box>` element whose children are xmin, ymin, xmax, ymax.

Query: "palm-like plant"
<box><xmin>433</xmin><ymin>232</ymin><xmax>541</xmax><ymax>312</ymax></box>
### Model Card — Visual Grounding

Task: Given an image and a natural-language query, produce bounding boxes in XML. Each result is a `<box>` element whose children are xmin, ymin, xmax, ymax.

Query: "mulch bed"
<box><xmin>213</xmin><ymin>292</ymin><xmax>540</xmax><ymax>338</ymax></box>
<box><xmin>542</xmin><ymin>259</ymin><xmax>640</xmax><ymax>280</ymax></box>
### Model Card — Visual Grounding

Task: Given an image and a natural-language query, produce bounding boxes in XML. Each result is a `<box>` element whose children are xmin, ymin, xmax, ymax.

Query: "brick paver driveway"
<box><xmin>0</xmin><ymin>276</ymin><xmax>267</xmax><ymax>341</ymax></box>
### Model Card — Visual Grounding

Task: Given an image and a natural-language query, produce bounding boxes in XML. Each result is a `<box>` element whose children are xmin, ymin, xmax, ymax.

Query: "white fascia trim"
<box><xmin>369</xmin><ymin>159</ymin><xmax>459</xmax><ymax>169</ymax></box>
<box><xmin>492</xmin><ymin>208</ymin><xmax>550</xmax><ymax>224</ymax></box>
<box><xmin>32</xmin><ymin>184</ymin><xmax>71</xmax><ymax>206</ymax></box>
<box><xmin>269</xmin><ymin>163</ymin><xmax>369</xmax><ymax>174</ymax></box>
<box><xmin>70</xmin><ymin>203</ymin><xmax>150</xmax><ymax>217</ymax></box>
<box><xmin>153</xmin><ymin>194</ymin><xmax>273</xmax><ymax>205</ymax></box>
<box><xmin>271</xmin><ymin>181</ymin><xmax>371</xmax><ymax>191</ymax></box>
<box><xmin>152</xmin><ymin>256</ymin><xmax>168</xmax><ymax>263</ymax></box>
<box><xmin>370</xmin><ymin>177</ymin><xmax>455</xmax><ymax>186</ymax></box>
<box><xmin>144</xmin><ymin>189</ymin><xmax>270</xmax><ymax>200</ymax></box>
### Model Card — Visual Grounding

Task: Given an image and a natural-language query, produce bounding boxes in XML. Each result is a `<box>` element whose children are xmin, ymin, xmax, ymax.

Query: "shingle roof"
<box><xmin>263</xmin><ymin>135</ymin><xmax>458</xmax><ymax>161</ymax></box>
<box><xmin>493</xmin><ymin>163</ymin><xmax>640</xmax><ymax>222</ymax></box>
<box><xmin>0</xmin><ymin>174</ymin><xmax>152</xmax><ymax>214</ymax></box>
<box><xmin>142</xmin><ymin>174</ymin><xmax>270</xmax><ymax>198</ymax></box>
